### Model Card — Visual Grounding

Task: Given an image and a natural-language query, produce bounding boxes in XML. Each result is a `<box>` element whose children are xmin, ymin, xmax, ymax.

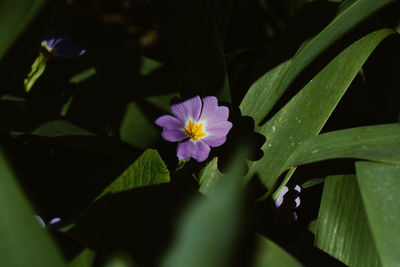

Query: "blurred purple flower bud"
<box><xmin>274</xmin><ymin>184</ymin><xmax>302</xmax><ymax>226</ymax></box>
<box><xmin>294</xmin><ymin>197</ymin><xmax>301</xmax><ymax>208</ymax></box>
<box><xmin>34</xmin><ymin>215</ymin><xmax>62</xmax><ymax>228</ymax></box>
<box><xmin>275</xmin><ymin>186</ymin><xmax>289</xmax><ymax>208</ymax></box>
<box><xmin>41</xmin><ymin>31</ymin><xmax>85</xmax><ymax>58</ymax></box>
<box><xmin>48</xmin><ymin>217</ymin><xmax>62</xmax><ymax>226</ymax></box>
<box><xmin>294</xmin><ymin>184</ymin><xmax>301</xmax><ymax>193</ymax></box>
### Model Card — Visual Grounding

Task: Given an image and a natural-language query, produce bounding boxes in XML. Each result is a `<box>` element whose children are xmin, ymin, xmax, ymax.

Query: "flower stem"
<box><xmin>175</xmin><ymin>159</ymin><xmax>190</xmax><ymax>172</ymax></box>
<box><xmin>24</xmin><ymin>52</ymin><xmax>49</xmax><ymax>92</ymax></box>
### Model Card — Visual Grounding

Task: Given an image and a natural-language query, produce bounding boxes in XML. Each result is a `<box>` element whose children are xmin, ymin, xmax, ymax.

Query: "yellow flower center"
<box><xmin>41</xmin><ymin>42</ymin><xmax>53</xmax><ymax>53</ymax></box>
<box><xmin>183</xmin><ymin>120</ymin><xmax>207</xmax><ymax>141</ymax></box>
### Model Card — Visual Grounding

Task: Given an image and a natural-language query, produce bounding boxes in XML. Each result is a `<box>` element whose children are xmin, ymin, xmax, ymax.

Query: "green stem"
<box><xmin>175</xmin><ymin>159</ymin><xmax>190</xmax><ymax>172</ymax></box>
<box><xmin>24</xmin><ymin>52</ymin><xmax>49</xmax><ymax>92</ymax></box>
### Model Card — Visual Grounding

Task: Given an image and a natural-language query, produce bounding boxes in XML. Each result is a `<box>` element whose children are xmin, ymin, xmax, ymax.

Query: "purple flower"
<box><xmin>35</xmin><ymin>215</ymin><xmax>62</xmax><ymax>228</ymax></box>
<box><xmin>274</xmin><ymin>185</ymin><xmax>301</xmax><ymax>226</ymax></box>
<box><xmin>155</xmin><ymin>95</ymin><xmax>232</xmax><ymax>162</ymax></box>
<box><xmin>41</xmin><ymin>32</ymin><xmax>85</xmax><ymax>58</ymax></box>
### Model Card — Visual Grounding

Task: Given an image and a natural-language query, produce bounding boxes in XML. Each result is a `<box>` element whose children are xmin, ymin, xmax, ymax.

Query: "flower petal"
<box><xmin>177</xmin><ymin>140</ymin><xmax>210</xmax><ymax>162</ymax></box>
<box><xmin>202</xmin><ymin>135</ymin><xmax>227</xmax><ymax>147</ymax></box>
<box><xmin>156</xmin><ymin>115</ymin><xmax>186</xmax><ymax>142</ymax></box>
<box><xmin>161</xmin><ymin>129</ymin><xmax>187</xmax><ymax>142</ymax></box>
<box><xmin>42</xmin><ymin>39</ymin><xmax>61</xmax><ymax>50</ymax></box>
<box><xmin>170</xmin><ymin>96</ymin><xmax>202</xmax><ymax>124</ymax></box>
<box><xmin>155</xmin><ymin>115</ymin><xmax>183</xmax><ymax>129</ymax></box>
<box><xmin>48</xmin><ymin>217</ymin><xmax>62</xmax><ymax>226</ymax></box>
<box><xmin>202</xmin><ymin>121</ymin><xmax>232</xmax><ymax>147</ymax></box>
<box><xmin>53</xmin><ymin>37</ymin><xmax>85</xmax><ymax>58</ymax></box>
<box><xmin>206</xmin><ymin>121</ymin><xmax>233</xmax><ymax>137</ymax></box>
<box><xmin>199</xmin><ymin>96</ymin><xmax>229</xmax><ymax>124</ymax></box>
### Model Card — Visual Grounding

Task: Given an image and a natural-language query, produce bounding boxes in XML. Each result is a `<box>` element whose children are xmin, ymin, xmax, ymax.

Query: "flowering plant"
<box><xmin>155</xmin><ymin>95</ymin><xmax>232</xmax><ymax>162</ymax></box>
<box><xmin>24</xmin><ymin>31</ymin><xmax>85</xmax><ymax>92</ymax></box>
<box><xmin>1</xmin><ymin>1</ymin><xmax>399</xmax><ymax>267</ymax></box>
<box><xmin>40</xmin><ymin>32</ymin><xmax>86</xmax><ymax>58</ymax></box>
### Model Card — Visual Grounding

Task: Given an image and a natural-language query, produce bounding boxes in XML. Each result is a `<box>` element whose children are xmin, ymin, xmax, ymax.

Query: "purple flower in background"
<box><xmin>41</xmin><ymin>32</ymin><xmax>85</xmax><ymax>58</ymax></box>
<box><xmin>24</xmin><ymin>31</ymin><xmax>85</xmax><ymax>92</ymax></box>
<box><xmin>35</xmin><ymin>215</ymin><xmax>62</xmax><ymax>228</ymax></box>
<box><xmin>274</xmin><ymin>185</ymin><xmax>301</xmax><ymax>226</ymax></box>
<box><xmin>155</xmin><ymin>95</ymin><xmax>232</xmax><ymax>162</ymax></box>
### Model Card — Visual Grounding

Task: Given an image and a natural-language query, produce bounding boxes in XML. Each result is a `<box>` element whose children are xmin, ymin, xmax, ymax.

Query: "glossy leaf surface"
<box><xmin>356</xmin><ymin>162</ymin><xmax>400</xmax><ymax>267</ymax></box>
<box><xmin>315</xmin><ymin>174</ymin><xmax>380</xmax><ymax>267</ymax></box>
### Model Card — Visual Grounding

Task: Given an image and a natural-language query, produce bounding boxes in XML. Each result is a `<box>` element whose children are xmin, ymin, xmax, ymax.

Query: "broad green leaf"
<box><xmin>139</xmin><ymin>57</ymin><xmax>163</xmax><ymax>76</ymax></box>
<box><xmin>67</xmin><ymin>184</ymin><xmax>200</xmax><ymax>267</ymax></box>
<box><xmin>251</xmin><ymin>235</ymin><xmax>303</xmax><ymax>267</ymax></box>
<box><xmin>0</xmin><ymin>0</ymin><xmax>47</xmax><ymax>60</ymax></box>
<box><xmin>120</xmin><ymin>93</ymin><xmax>179</xmax><ymax>149</ymax></box>
<box><xmin>97</xmin><ymin>149</ymin><xmax>170</xmax><ymax>199</ymax></box>
<box><xmin>0</xmin><ymin>147</ymin><xmax>65</xmax><ymax>266</ymax></box>
<box><xmin>198</xmin><ymin>157</ymin><xmax>223</xmax><ymax>196</ymax></box>
<box><xmin>244</xmin><ymin>29</ymin><xmax>393</xmax><ymax>191</ymax></box>
<box><xmin>161</xmin><ymin>176</ymin><xmax>243</xmax><ymax>267</ymax></box>
<box><xmin>32</xmin><ymin>120</ymin><xmax>94</xmax><ymax>137</ymax></box>
<box><xmin>315</xmin><ymin>174</ymin><xmax>381</xmax><ymax>267</ymax></box>
<box><xmin>145</xmin><ymin>93</ymin><xmax>178</xmax><ymax>113</ymax></box>
<box><xmin>286</xmin><ymin>123</ymin><xmax>400</xmax><ymax>167</ymax></box>
<box><xmin>27</xmin><ymin>120</ymin><xmax>135</xmax><ymax>157</ymax></box>
<box><xmin>308</xmin><ymin>219</ymin><xmax>317</xmax><ymax>235</ymax></box>
<box><xmin>161</xmin><ymin>153</ymin><xmax>247</xmax><ymax>267</ymax></box>
<box><xmin>119</xmin><ymin>102</ymin><xmax>160</xmax><ymax>149</ymax></box>
<box><xmin>241</xmin><ymin>0</ymin><xmax>396</xmax><ymax>124</ymax></box>
<box><xmin>154</xmin><ymin>0</ymin><xmax>230</xmax><ymax>102</ymax></box>
<box><xmin>356</xmin><ymin>162</ymin><xmax>400</xmax><ymax>267</ymax></box>
<box><xmin>0</xmin><ymin>99</ymin><xmax>56</xmax><ymax>132</ymax></box>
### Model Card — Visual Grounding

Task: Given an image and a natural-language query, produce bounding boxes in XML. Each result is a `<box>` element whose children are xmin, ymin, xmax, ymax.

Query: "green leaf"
<box><xmin>198</xmin><ymin>157</ymin><xmax>223</xmax><ymax>196</ymax></box>
<box><xmin>315</xmin><ymin>174</ymin><xmax>381</xmax><ymax>267</ymax></box>
<box><xmin>251</xmin><ymin>235</ymin><xmax>303</xmax><ymax>267</ymax></box>
<box><xmin>356</xmin><ymin>162</ymin><xmax>400</xmax><ymax>267</ymax></box>
<box><xmin>120</xmin><ymin>93</ymin><xmax>179</xmax><ymax>149</ymax></box>
<box><xmin>0</xmin><ymin>0</ymin><xmax>47</xmax><ymax>60</ymax></box>
<box><xmin>161</xmin><ymin>176</ymin><xmax>243</xmax><ymax>267</ymax></box>
<box><xmin>244</xmin><ymin>28</ymin><xmax>393</xmax><ymax>191</ymax></box>
<box><xmin>26</xmin><ymin>120</ymin><xmax>135</xmax><ymax>157</ymax></box>
<box><xmin>145</xmin><ymin>93</ymin><xmax>178</xmax><ymax>113</ymax></box>
<box><xmin>24</xmin><ymin>52</ymin><xmax>48</xmax><ymax>92</ymax></box>
<box><xmin>240</xmin><ymin>0</ymin><xmax>396</xmax><ymax>124</ymax></box>
<box><xmin>161</xmin><ymin>152</ymin><xmax>247</xmax><ymax>267</ymax></box>
<box><xmin>154</xmin><ymin>0</ymin><xmax>230</xmax><ymax>102</ymax></box>
<box><xmin>119</xmin><ymin>102</ymin><xmax>160</xmax><ymax>149</ymax></box>
<box><xmin>301</xmin><ymin>178</ymin><xmax>325</xmax><ymax>189</ymax></box>
<box><xmin>0</xmin><ymin>147</ymin><xmax>65</xmax><ymax>267</ymax></box>
<box><xmin>0</xmin><ymin>99</ymin><xmax>56</xmax><ymax>132</ymax></box>
<box><xmin>139</xmin><ymin>57</ymin><xmax>163</xmax><ymax>76</ymax></box>
<box><xmin>69</xmin><ymin>68</ymin><xmax>97</xmax><ymax>84</ymax></box>
<box><xmin>32</xmin><ymin>120</ymin><xmax>95</xmax><ymax>137</ymax></box>
<box><xmin>286</xmin><ymin>123</ymin><xmax>400</xmax><ymax>167</ymax></box>
<box><xmin>97</xmin><ymin>149</ymin><xmax>170</xmax><ymax>199</ymax></box>
<box><xmin>308</xmin><ymin>219</ymin><xmax>317</xmax><ymax>235</ymax></box>
<box><xmin>68</xmin><ymin>184</ymin><xmax>200</xmax><ymax>267</ymax></box>
<box><xmin>68</xmin><ymin>248</ymin><xmax>95</xmax><ymax>267</ymax></box>
<box><xmin>104</xmin><ymin>255</ymin><xmax>136</xmax><ymax>267</ymax></box>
